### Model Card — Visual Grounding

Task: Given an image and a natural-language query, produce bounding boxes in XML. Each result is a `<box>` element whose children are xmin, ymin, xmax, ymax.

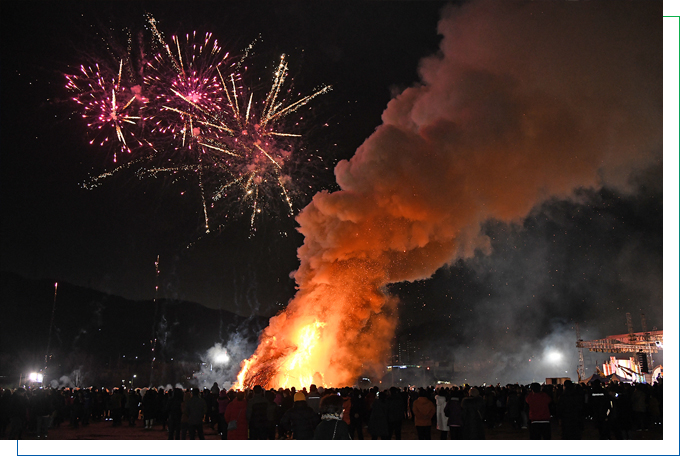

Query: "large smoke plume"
<box><xmin>238</xmin><ymin>0</ymin><xmax>661</xmax><ymax>388</ymax></box>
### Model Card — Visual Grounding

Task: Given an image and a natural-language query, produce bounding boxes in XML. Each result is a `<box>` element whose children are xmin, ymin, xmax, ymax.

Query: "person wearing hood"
<box><xmin>279</xmin><ymin>391</ymin><xmax>319</xmax><ymax>439</ymax></box>
<box><xmin>211</xmin><ymin>382</ymin><xmax>220</xmax><ymax>397</ymax></box>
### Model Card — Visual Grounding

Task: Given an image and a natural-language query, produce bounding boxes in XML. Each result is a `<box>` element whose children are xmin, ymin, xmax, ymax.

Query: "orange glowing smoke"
<box><xmin>235</xmin><ymin>257</ymin><xmax>400</xmax><ymax>389</ymax></box>
<box><xmin>235</xmin><ymin>0</ymin><xmax>661</xmax><ymax>390</ymax></box>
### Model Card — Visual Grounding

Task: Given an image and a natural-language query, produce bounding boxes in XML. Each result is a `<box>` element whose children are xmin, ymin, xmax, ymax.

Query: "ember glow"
<box><xmin>67</xmin><ymin>17</ymin><xmax>331</xmax><ymax>232</ymax></box>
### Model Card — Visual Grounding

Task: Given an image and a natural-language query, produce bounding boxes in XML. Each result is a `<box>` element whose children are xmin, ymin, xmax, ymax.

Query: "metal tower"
<box><xmin>576</xmin><ymin>324</ymin><xmax>586</xmax><ymax>382</ymax></box>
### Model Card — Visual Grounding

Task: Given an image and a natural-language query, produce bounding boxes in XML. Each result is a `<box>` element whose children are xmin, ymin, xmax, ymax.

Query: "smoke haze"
<box><xmin>238</xmin><ymin>0</ymin><xmax>661</xmax><ymax>388</ymax></box>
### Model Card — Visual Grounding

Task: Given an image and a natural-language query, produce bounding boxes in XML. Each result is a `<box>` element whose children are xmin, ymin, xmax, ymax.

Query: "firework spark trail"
<box><xmin>84</xmin><ymin>154</ymin><xmax>158</xmax><ymax>189</ymax></box>
<box><xmin>69</xmin><ymin>16</ymin><xmax>331</xmax><ymax>232</ymax></box>
<box><xmin>235</xmin><ymin>0</ymin><xmax>661</xmax><ymax>390</ymax></box>
<box><xmin>197</xmin><ymin>155</ymin><xmax>210</xmax><ymax>233</ymax></box>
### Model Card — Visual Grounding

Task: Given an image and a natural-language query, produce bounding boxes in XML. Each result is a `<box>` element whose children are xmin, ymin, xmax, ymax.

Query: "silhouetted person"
<box><xmin>166</xmin><ymin>388</ymin><xmax>184</xmax><ymax>440</ymax></box>
<box><xmin>368</xmin><ymin>391</ymin><xmax>389</xmax><ymax>439</ymax></box>
<box><xmin>216</xmin><ymin>389</ymin><xmax>229</xmax><ymax>439</ymax></box>
<box><xmin>223</xmin><ymin>390</ymin><xmax>248</xmax><ymax>440</ymax></box>
<box><xmin>142</xmin><ymin>388</ymin><xmax>157</xmax><ymax>429</ymax></box>
<box><xmin>461</xmin><ymin>388</ymin><xmax>485</xmax><ymax>439</ymax></box>
<box><xmin>109</xmin><ymin>388</ymin><xmax>124</xmax><ymax>427</ymax></box>
<box><xmin>247</xmin><ymin>385</ymin><xmax>273</xmax><ymax>440</ymax></box>
<box><xmin>412</xmin><ymin>388</ymin><xmax>435</xmax><ymax>440</ymax></box>
<box><xmin>314</xmin><ymin>394</ymin><xmax>351</xmax><ymax>439</ymax></box>
<box><xmin>435</xmin><ymin>388</ymin><xmax>448</xmax><ymax>439</ymax></box>
<box><xmin>8</xmin><ymin>388</ymin><xmax>29</xmax><ymax>439</ymax></box>
<box><xmin>589</xmin><ymin>380</ymin><xmax>611</xmax><ymax>439</ymax></box>
<box><xmin>557</xmin><ymin>380</ymin><xmax>584</xmax><ymax>439</ymax></box>
<box><xmin>444</xmin><ymin>389</ymin><xmax>464</xmax><ymax>439</ymax></box>
<box><xmin>185</xmin><ymin>388</ymin><xmax>206</xmax><ymax>439</ymax></box>
<box><xmin>33</xmin><ymin>389</ymin><xmax>54</xmax><ymax>439</ymax></box>
<box><xmin>279</xmin><ymin>392</ymin><xmax>319</xmax><ymax>439</ymax></box>
<box><xmin>348</xmin><ymin>389</ymin><xmax>366</xmax><ymax>440</ymax></box>
<box><xmin>506</xmin><ymin>386</ymin><xmax>522</xmax><ymax>429</ymax></box>
<box><xmin>386</xmin><ymin>387</ymin><xmax>405</xmax><ymax>440</ymax></box>
<box><xmin>128</xmin><ymin>389</ymin><xmax>141</xmax><ymax>427</ymax></box>
<box><xmin>306</xmin><ymin>384</ymin><xmax>322</xmax><ymax>415</ymax></box>
<box><xmin>525</xmin><ymin>383</ymin><xmax>552</xmax><ymax>440</ymax></box>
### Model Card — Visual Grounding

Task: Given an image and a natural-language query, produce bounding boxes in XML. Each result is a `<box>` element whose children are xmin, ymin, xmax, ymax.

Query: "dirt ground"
<box><xmin>3</xmin><ymin>418</ymin><xmax>665</xmax><ymax>456</ymax></box>
<box><xmin>29</xmin><ymin>416</ymin><xmax>662</xmax><ymax>441</ymax></box>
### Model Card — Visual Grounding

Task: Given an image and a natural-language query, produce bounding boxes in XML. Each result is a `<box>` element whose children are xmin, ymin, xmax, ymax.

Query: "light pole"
<box><xmin>44</xmin><ymin>282</ymin><xmax>58</xmax><ymax>387</ymax></box>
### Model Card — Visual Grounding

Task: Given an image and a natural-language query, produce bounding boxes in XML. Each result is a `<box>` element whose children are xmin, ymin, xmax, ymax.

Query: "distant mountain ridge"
<box><xmin>0</xmin><ymin>271</ymin><xmax>269</xmax><ymax>384</ymax></box>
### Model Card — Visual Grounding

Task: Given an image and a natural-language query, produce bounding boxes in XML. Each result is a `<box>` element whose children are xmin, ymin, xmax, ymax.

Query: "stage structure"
<box><xmin>576</xmin><ymin>313</ymin><xmax>663</xmax><ymax>383</ymax></box>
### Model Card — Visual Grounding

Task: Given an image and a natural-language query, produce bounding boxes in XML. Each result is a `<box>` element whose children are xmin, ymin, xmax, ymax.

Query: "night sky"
<box><xmin>2</xmin><ymin>1</ymin><xmax>446</xmax><ymax>312</ymax></box>
<box><xmin>1</xmin><ymin>1</ymin><xmax>674</xmax><ymax>387</ymax></box>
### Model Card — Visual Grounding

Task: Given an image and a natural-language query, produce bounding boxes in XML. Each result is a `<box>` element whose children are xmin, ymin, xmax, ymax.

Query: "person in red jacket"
<box><xmin>223</xmin><ymin>391</ymin><xmax>248</xmax><ymax>440</ymax></box>
<box><xmin>411</xmin><ymin>389</ymin><xmax>435</xmax><ymax>440</ymax></box>
<box><xmin>525</xmin><ymin>383</ymin><xmax>552</xmax><ymax>439</ymax></box>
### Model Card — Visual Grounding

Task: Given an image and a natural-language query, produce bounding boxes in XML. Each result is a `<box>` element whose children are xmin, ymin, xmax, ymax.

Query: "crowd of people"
<box><xmin>0</xmin><ymin>378</ymin><xmax>663</xmax><ymax>440</ymax></box>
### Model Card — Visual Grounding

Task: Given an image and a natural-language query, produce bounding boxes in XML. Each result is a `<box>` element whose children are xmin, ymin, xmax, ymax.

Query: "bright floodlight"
<box><xmin>29</xmin><ymin>372</ymin><xmax>43</xmax><ymax>382</ymax></box>
<box><xmin>548</xmin><ymin>351</ymin><xmax>563</xmax><ymax>362</ymax></box>
<box><xmin>213</xmin><ymin>352</ymin><xmax>230</xmax><ymax>365</ymax></box>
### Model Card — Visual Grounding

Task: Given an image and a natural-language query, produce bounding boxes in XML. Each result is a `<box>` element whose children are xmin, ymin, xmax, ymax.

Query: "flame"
<box><xmin>234</xmin><ymin>358</ymin><xmax>254</xmax><ymax>390</ymax></box>
<box><xmin>280</xmin><ymin>320</ymin><xmax>326</xmax><ymax>388</ymax></box>
<box><xmin>236</xmin><ymin>316</ymin><xmax>338</xmax><ymax>389</ymax></box>
<box><xmin>234</xmin><ymin>320</ymin><xmax>326</xmax><ymax>389</ymax></box>
<box><xmin>236</xmin><ymin>257</ymin><xmax>398</xmax><ymax>390</ymax></box>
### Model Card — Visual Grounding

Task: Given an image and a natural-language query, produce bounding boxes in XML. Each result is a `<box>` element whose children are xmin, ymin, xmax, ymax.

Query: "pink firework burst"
<box><xmin>70</xmin><ymin>16</ymin><xmax>331</xmax><ymax>235</ymax></box>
